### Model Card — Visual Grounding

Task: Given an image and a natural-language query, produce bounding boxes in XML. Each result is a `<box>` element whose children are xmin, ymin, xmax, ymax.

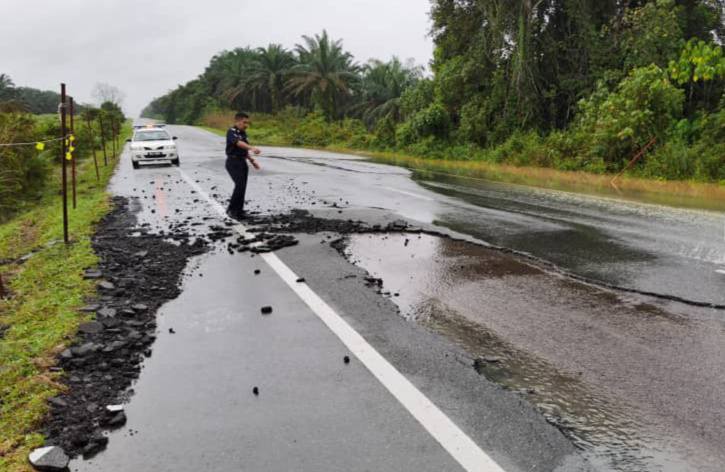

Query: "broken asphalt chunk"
<box><xmin>28</xmin><ymin>446</ymin><xmax>69</xmax><ymax>471</ymax></box>
<box><xmin>97</xmin><ymin>307</ymin><xmax>117</xmax><ymax>318</ymax></box>
<box><xmin>82</xmin><ymin>269</ymin><xmax>103</xmax><ymax>279</ymax></box>
<box><xmin>81</xmin><ymin>431</ymin><xmax>108</xmax><ymax>459</ymax></box>
<box><xmin>261</xmin><ymin>306</ymin><xmax>273</xmax><ymax>315</ymax></box>
<box><xmin>97</xmin><ymin>281</ymin><xmax>115</xmax><ymax>290</ymax></box>
<box><xmin>78</xmin><ymin>321</ymin><xmax>104</xmax><ymax>334</ymax></box>
<box><xmin>79</xmin><ymin>304</ymin><xmax>100</xmax><ymax>313</ymax></box>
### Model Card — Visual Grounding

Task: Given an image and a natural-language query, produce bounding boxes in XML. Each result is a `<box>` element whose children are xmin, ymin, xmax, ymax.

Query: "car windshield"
<box><xmin>134</xmin><ymin>130</ymin><xmax>170</xmax><ymax>141</ymax></box>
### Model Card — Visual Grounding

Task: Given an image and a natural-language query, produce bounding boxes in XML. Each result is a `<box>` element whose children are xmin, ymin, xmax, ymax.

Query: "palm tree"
<box><xmin>355</xmin><ymin>57</ymin><xmax>423</xmax><ymax>125</ymax></box>
<box><xmin>246</xmin><ymin>44</ymin><xmax>297</xmax><ymax>113</ymax></box>
<box><xmin>206</xmin><ymin>48</ymin><xmax>259</xmax><ymax>110</ymax></box>
<box><xmin>0</xmin><ymin>73</ymin><xmax>17</xmax><ymax>102</ymax></box>
<box><xmin>286</xmin><ymin>30</ymin><xmax>360</xmax><ymax>119</ymax></box>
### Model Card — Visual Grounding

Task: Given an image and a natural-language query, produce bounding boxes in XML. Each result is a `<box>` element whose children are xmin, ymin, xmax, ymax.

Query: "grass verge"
<box><xmin>0</xmin><ymin>125</ymin><xmax>129</xmax><ymax>471</ymax></box>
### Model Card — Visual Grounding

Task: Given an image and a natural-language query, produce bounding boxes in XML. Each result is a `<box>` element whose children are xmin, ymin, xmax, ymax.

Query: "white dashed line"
<box><xmin>177</xmin><ymin>168</ymin><xmax>505</xmax><ymax>472</ymax></box>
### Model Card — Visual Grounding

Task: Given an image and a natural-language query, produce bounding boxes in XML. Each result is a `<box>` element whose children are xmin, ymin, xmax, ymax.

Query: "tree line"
<box><xmin>145</xmin><ymin>0</ymin><xmax>725</xmax><ymax>181</ymax></box>
<box><xmin>142</xmin><ymin>31</ymin><xmax>423</xmax><ymax>126</ymax></box>
<box><xmin>0</xmin><ymin>74</ymin><xmax>64</xmax><ymax>115</ymax></box>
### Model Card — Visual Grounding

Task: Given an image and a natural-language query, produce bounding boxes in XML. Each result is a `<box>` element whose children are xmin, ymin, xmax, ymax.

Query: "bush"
<box><xmin>574</xmin><ymin>65</ymin><xmax>684</xmax><ymax>171</ymax></box>
<box><xmin>396</xmin><ymin>103</ymin><xmax>450</xmax><ymax>146</ymax></box>
<box><xmin>0</xmin><ymin>113</ymin><xmax>52</xmax><ymax>219</ymax></box>
<box><xmin>690</xmin><ymin>107</ymin><xmax>725</xmax><ymax>180</ymax></box>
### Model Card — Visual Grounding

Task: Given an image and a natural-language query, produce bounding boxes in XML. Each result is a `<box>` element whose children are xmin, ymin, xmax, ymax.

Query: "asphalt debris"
<box><xmin>43</xmin><ymin>197</ymin><xmax>209</xmax><ymax>458</ymax></box>
<box><xmin>261</xmin><ymin>306</ymin><xmax>273</xmax><ymax>315</ymax></box>
<box><xmin>28</xmin><ymin>445</ymin><xmax>69</xmax><ymax>471</ymax></box>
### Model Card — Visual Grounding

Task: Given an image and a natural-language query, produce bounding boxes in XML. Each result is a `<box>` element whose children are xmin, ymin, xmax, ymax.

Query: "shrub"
<box><xmin>396</xmin><ymin>103</ymin><xmax>450</xmax><ymax>146</ymax></box>
<box><xmin>0</xmin><ymin>113</ymin><xmax>52</xmax><ymax>219</ymax></box>
<box><xmin>574</xmin><ymin>64</ymin><xmax>684</xmax><ymax>171</ymax></box>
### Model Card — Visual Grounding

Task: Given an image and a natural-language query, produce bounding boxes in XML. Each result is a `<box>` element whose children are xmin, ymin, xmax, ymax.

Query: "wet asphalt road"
<box><xmin>71</xmin><ymin>124</ymin><xmax>724</xmax><ymax>471</ymax></box>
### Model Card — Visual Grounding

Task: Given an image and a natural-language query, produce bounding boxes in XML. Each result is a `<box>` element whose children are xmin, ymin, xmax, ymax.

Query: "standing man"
<box><xmin>225</xmin><ymin>112</ymin><xmax>261</xmax><ymax>220</ymax></box>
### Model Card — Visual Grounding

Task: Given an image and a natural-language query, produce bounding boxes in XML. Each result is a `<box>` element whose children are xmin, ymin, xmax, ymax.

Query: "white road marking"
<box><xmin>716</xmin><ymin>269</ymin><xmax>725</xmax><ymax>275</ymax></box>
<box><xmin>383</xmin><ymin>186</ymin><xmax>435</xmax><ymax>201</ymax></box>
<box><xmin>177</xmin><ymin>168</ymin><xmax>505</xmax><ymax>472</ymax></box>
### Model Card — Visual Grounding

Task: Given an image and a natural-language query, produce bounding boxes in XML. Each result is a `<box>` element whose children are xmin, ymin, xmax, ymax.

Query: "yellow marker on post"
<box><xmin>35</xmin><ymin>142</ymin><xmax>45</xmax><ymax>151</ymax></box>
<box><xmin>65</xmin><ymin>152</ymin><xmax>72</xmax><ymax>160</ymax></box>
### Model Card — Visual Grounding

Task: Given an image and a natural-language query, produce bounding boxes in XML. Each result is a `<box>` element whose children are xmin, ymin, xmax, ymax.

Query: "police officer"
<box><xmin>225</xmin><ymin>112</ymin><xmax>261</xmax><ymax>220</ymax></box>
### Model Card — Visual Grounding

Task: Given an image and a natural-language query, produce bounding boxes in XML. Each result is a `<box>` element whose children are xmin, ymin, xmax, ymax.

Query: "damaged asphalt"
<box><xmin>36</xmin><ymin>124</ymin><xmax>724</xmax><ymax>472</ymax></box>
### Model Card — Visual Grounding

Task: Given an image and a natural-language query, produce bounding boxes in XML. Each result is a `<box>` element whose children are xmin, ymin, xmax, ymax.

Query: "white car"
<box><xmin>128</xmin><ymin>126</ymin><xmax>180</xmax><ymax>169</ymax></box>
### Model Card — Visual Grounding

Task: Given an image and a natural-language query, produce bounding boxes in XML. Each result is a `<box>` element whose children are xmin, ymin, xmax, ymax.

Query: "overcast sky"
<box><xmin>1</xmin><ymin>0</ymin><xmax>434</xmax><ymax>116</ymax></box>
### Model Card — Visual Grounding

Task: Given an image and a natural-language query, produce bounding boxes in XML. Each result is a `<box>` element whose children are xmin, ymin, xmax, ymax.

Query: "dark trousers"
<box><xmin>225</xmin><ymin>157</ymin><xmax>248</xmax><ymax>216</ymax></box>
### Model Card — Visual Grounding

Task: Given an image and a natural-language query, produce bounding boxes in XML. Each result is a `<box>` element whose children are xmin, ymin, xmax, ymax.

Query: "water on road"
<box><xmin>70</xmin><ymin>125</ymin><xmax>725</xmax><ymax>472</ymax></box>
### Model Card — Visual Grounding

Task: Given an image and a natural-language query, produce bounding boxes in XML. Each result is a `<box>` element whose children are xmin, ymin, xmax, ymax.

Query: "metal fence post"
<box><xmin>69</xmin><ymin>97</ymin><xmax>76</xmax><ymax>209</ymax></box>
<box><xmin>110</xmin><ymin>116</ymin><xmax>117</xmax><ymax>159</ymax></box>
<box><xmin>86</xmin><ymin>116</ymin><xmax>100</xmax><ymax>181</ymax></box>
<box><xmin>60</xmin><ymin>84</ymin><xmax>69</xmax><ymax>244</ymax></box>
<box><xmin>98</xmin><ymin>114</ymin><xmax>108</xmax><ymax>166</ymax></box>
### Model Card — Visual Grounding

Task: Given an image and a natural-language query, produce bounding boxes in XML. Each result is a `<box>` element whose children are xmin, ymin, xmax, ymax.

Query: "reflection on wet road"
<box><xmin>344</xmin><ymin>233</ymin><xmax>725</xmax><ymax>472</ymax></box>
<box><xmin>414</xmin><ymin>175</ymin><xmax>725</xmax><ymax>306</ymax></box>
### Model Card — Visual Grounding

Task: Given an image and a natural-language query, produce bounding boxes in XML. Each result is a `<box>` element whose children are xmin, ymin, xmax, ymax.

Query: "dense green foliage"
<box><xmin>148</xmin><ymin>1</ymin><xmax>724</xmax><ymax>181</ymax></box>
<box><xmin>0</xmin><ymin>77</ymin><xmax>126</xmax><ymax>220</ymax></box>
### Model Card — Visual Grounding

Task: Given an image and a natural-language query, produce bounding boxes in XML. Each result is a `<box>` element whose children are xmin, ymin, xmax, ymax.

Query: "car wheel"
<box><xmin>171</xmin><ymin>158</ymin><xmax>180</xmax><ymax>166</ymax></box>
<box><xmin>132</xmin><ymin>161</ymin><xmax>140</xmax><ymax>169</ymax></box>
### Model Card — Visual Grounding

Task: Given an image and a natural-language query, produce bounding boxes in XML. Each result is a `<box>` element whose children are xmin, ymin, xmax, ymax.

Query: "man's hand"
<box><xmin>249</xmin><ymin>157</ymin><xmax>261</xmax><ymax>170</ymax></box>
<box><xmin>252</xmin><ymin>147</ymin><xmax>261</xmax><ymax>155</ymax></box>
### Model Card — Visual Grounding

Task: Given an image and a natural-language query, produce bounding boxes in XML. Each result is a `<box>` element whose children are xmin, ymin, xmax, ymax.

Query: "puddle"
<box><xmin>343</xmin><ymin>233</ymin><xmax>725</xmax><ymax>471</ymax></box>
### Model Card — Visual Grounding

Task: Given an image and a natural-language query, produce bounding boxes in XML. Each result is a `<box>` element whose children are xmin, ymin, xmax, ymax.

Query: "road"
<box><xmin>71</xmin><ymin>125</ymin><xmax>725</xmax><ymax>472</ymax></box>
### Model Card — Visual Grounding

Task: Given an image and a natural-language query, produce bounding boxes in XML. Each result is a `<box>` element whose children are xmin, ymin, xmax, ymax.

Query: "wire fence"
<box><xmin>0</xmin><ymin>82</ymin><xmax>123</xmax><ymax>245</ymax></box>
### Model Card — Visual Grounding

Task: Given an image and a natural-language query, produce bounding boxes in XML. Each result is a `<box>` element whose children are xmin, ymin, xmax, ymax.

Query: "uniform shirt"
<box><xmin>226</xmin><ymin>126</ymin><xmax>249</xmax><ymax>159</ymax></box>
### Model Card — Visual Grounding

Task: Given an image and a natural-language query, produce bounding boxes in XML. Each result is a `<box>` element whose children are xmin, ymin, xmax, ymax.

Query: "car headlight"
<box><xmin>130</xmin><ymin>145</ymin><xmax>142</xmax><ymax>151</ymax></box>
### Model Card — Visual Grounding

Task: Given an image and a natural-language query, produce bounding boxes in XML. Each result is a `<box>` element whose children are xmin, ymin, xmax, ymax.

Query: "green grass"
<box><xmin>0</xmin><ymin>124</ymin><xmax>129</xmax><ymax>472</ymax></box>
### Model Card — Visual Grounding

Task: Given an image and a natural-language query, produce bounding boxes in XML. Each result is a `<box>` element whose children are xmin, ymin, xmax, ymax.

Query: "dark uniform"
<box><xmin>225</xmin><ymin>126</ymin><xmax>249</xmax><ymax>218</ymax></box>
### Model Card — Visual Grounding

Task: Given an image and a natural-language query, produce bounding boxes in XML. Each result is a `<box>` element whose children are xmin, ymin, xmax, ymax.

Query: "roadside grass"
<box><xmin>0</xmin><ymin>125</ymin><xmax>129</xmax><ymax>471</ymax></box>
<box><xmin>200</xmin><ymin>111</ymin><xmax>289</xmax><ymax>146</ymax></box>
<box><xmin>336</xmin><ymin>148</ymin><xmax>725</xmax><ymax>211</ymax></box>
<box><xmin>199</xmin><ymin>117</ymin><xmax>725</xmax><ymax>211</ymax></box>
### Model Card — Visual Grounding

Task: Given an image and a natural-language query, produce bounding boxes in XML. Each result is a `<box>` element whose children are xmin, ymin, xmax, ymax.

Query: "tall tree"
<box><xmin>287</xmin><ymin>30</ymin><xmax>359</xmax><ymax>119</ymax></box>
<box><xmin>247</xmin><ymin>44</ymin><xmax>297</xmax><ymax>113</ymax></box>
<box><xmin>354</xmin><ymin>57</ymin><xmax>422</xmax><ymax>125</ymax></box>
<box><xmin>0</xmin><ymin>73</ymin><xmax>17</xmax><ymax>102</ymax></box>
